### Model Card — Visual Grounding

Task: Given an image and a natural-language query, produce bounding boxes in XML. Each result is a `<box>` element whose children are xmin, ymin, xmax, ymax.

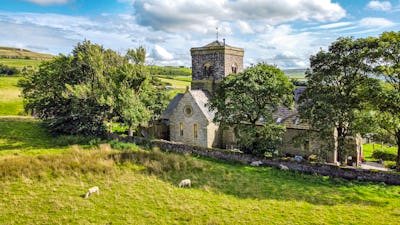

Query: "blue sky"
<box><xmin>0</xmin><ymin>0</ymin><xmax>399</xmax><ymax>68</ymax></box>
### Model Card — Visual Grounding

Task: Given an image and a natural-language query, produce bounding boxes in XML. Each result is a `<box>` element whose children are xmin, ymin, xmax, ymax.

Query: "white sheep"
<box><xmin>178</xmin><ymin>179</ymin><xmax>191</xmax><ymax>188</ymax></box>
<box><xmin>279</xmin><ymin>164</ymin><xmax>289</xmax><ymax>171</ymax></box>
<box><xmin>84</xmin><ymin>186</ymin><xmax>99</xmax><ymax>198</ymax></box>
<box><xmin>250</xmin><ymin>160</ymin><xmax>263</xmax><ymax>167</ymax></box>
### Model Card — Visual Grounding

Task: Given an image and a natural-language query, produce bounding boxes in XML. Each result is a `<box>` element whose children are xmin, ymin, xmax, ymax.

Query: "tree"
<box><xmin>372</xmin><ymin>31</ymin><xmax>400</xmax><ymax>170</ymax></box>
<box><xmin>19</xmin><ymin>41</ymin><xmax>166</xmax><ymax>137</ymax></box>
<box><xmin>298</xmin><ymin>37</ymin><xmax>380</xmax><ymax>163</ymax></box>
<box><xmin>208</xmin><ymin>63</ymin><xmax>295</xmax><ymax>156</ymax></box>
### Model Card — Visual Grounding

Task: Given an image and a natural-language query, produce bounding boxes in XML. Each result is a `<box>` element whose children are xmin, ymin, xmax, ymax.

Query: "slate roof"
<box><xmin>272</xmin><ymin>87</ymin><xmax>309</xmax><ymax>130</ymax></box>
<box><xmin>161</xmin><ymin>93</ymin><xmax>183</xmax><ymax>120</ymax></box>
<box><xmin>189</xmin><ymin>89</ymin><xmax>215</xmax><ymax>121</ymax></box>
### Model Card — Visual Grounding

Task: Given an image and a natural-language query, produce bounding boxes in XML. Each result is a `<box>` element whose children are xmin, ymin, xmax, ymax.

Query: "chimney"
<box><xmin>223</xmin><ymin>38</ymin><xmax>226</xmax><ymax>46</ymax></box>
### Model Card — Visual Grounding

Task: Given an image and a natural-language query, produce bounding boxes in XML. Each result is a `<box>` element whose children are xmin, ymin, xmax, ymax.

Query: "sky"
<box><xmin>0</xmin><ymin>0</ymin><xmax>399</xmax><ymax>69</ymax></box>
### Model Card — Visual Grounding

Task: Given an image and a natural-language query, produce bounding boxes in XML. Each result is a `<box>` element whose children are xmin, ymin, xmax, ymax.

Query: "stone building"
<box><xmin>154</xmin><ymin>40</ymin><xmax>362</xmax><ymax>164</ymax></box>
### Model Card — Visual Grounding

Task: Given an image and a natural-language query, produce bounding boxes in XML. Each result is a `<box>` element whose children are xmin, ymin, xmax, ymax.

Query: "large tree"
<box><xmin>371</xmin><ymin>31</ymin><xmax>400</xmax><ymax>170</ymax></box>
<box><xmin>19</xmin><ymin>40</ymin><xmax>166</xmax><ymax>137</ymax></box>
<box><xmin>298</xmin><ymin>37</ymin><xmax>380</xmax><ymax>163</ymax></box>
<box><xmin>208</xmin><ymin>63</ymin><xmax>294</xmax><ymax>156</ymax></box>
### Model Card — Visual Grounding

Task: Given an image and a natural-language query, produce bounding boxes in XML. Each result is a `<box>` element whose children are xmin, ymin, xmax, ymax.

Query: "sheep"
<box><xmin>84</xmin><ymin>186</ymin><xmax>99</xmax><ymax>198</ymax></box>
<box><xmin>250</xmin><ymin>160</ymin><xmax>263</xmax><ymax>167</ymax></box>
<box><xmin>279</xmin><ymin>164</ymin><xmax>289</xmax><ymax>171</ymax></box>
<box><xmin>230</xmin><ymin>148</ymin><xmax>243</xmax><ymax>154</ymax></box>
<box><xmin>178</xmin><ymin>179</ymin><xmax>191</xmax><ymax>188</ymax></box>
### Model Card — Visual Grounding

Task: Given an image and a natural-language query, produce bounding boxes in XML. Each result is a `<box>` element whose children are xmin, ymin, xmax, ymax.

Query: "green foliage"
<box><xmin>209</xmin><ymin>63</ymin><xmax>294</xmax><ymax>156</ymax></box>
<box><xmin>371</xmin><ymin>150</ymin><xmax>397</xmax><ymax>161</ymax></box>
<box><xmin>0</xmin><ymin>63</ymin><xmax>19</xmax><ymax>75</ymax></box>
<box><xmin>18</xmin><ymin>40</ymin><xmax>168</xmax><ymax>137</ymax></box>
<box><xmin>299</xmin><ymin>37</ymin><xmax>381</xmax><ymax>162</ymax></box>
<box><xmin>369</xmin><ymin>31</ymin><xmax>400</xmax><ymax>170</ymax></box>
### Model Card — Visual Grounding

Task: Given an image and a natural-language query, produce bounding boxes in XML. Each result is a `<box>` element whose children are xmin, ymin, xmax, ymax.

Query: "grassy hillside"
<box><xmin>0</xmin><ymin>76</ymin><xmax>24</xmax><ymax>115</ymax></box>
<box><xmin>0</xmin><ymin>116</ymin><xmax>400</xmax><ymax>224</ymax></box>
<box><xmin>0</xmin><ymin>46</ymin><xmax>53</xmax><ymax>60</ymax></box>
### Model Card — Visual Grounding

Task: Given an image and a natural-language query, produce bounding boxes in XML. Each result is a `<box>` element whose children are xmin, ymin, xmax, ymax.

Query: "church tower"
<box><xmin>190</xmin><ymin>39</ymin><xmax>244</xmax><ymax>94</ymax></box>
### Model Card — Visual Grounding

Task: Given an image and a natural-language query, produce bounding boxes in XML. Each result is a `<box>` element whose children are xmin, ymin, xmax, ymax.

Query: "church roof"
<box><xmin>189</xmin><ymin>89</ymin><xmax>215</xmax><ymax>121</ymax></box>
<box><xmin>273</xmin><ymin>87</ymin><xmax>309</xmax><ymax>130</ymax></box>
<box><xmin>161</xmin><ymin>93</ymin><xmax>184</xmax><ymax>120</ymax></box>
<box><xmin>203</xmin><ymin>40</ymin><xmax>229</xmax><ymax>47</ymax></box>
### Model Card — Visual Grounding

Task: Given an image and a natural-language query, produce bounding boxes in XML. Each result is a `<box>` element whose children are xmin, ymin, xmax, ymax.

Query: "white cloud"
<box><xmin>152</xmin><ymin>45</ymin><xmax>174</xmax><ymax>61</ymax></box>
<box><xmin>314</xmin><ymin>22</ymin><xmax>353</xmax><ymax>29</ymax></box>
<box><xmin>366</xmin><ymin>1</ymin><xmax>392</xmax><ymax>11</ymax></box>
<box><xmin>359</xmin><ymin>17</ymin><xmax>396</xmax><ymax>28</ymax></box>
<box><xmin>133</xmin><ymin>0</ymin><xmax>346</xmax><ymax>32</ymax></box>
<box><xmin>22</xmin><ymin>0</ymin><xmax>72</xmax><ymax>5</ymax></box>
<box><xmin>237</xmin><ymin>20</ymin><xmax>254</xmax><ymax>34</ymax></box>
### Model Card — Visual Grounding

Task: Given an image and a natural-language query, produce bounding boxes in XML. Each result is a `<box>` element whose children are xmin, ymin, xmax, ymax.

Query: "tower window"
<box><xmin>203</xmin><ymin>62</ymin><xmax>212</xmax><ymax>78</ymax></box>
<box><xmin>232</xmin><ymin>64</ymin><xmax>237</xmax><ymax>74</ymax></box>
<box><xmin>194</xmin><ymin>124</ymin><xmax>198</xmax><ymax>139</ymax></box>
<box><xmin>180</xmin><ymin>123</ymin><xmax>184</xmax><ymax>136</ymax></box>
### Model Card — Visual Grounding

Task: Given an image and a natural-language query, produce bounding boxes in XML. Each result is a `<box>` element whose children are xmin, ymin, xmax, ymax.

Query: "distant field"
<box><xmin>0</xmin><ymin>76</ymin><xmax>23</xmax><ymax>115</ymax></box>
<box><xmin>0</xmin><ymin>46</ymin><xmax>53</xmax><ymax>60</ymax></box>
<box><xmin>0</xmin><ymin>58</ymin><xmax>44</xmax><ymax>69</ymax></box>
<box><xmin>159</xmin><ymin>77</ymin><xmax>190</xmax><ymax>90</ymax></box>
<box><xmin>148</xmin><ymin>65</ymin><xmax>191</xmax><ymax>77</ymax></box>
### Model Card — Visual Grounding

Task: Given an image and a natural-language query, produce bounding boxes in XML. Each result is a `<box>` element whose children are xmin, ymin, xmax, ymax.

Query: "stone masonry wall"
<box><xmin>113</xmin><ymin>136</ymin><xmax>400</xmax><ymax>185</ymax></box>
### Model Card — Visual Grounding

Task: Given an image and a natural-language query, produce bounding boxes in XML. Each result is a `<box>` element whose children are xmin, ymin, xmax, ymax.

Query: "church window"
<box><xmin>194</xmin><ymin>124</ymin><xmax>198</xmax><ymax>139</ymax></box>
<box><xmin>203</xmin><ymin>62</ymin><xmax>212</xmax><ymax>78</ymax></box>
<box><xmin>232</xmin><ymin>63</ymin><xmax>237</xmax><ymax>74</ymax></box>
<box><xmin>183</xmin><ymin>105</ymin><xmax>193</xmax><ymax>117</ymax></box>
<box><xmin>180</xmin><ymin>123</ymin><xmax>183</xmax><ymax>136</ymax></box>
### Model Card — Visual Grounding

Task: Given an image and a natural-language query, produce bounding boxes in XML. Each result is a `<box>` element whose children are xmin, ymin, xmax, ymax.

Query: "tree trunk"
<box><xmin>128</xmin><ymin>127</ymin><xmax>133</xmax><ymax>137</ymax></box>
<box><xmin>396</xmin><ymin>130</ymin><xmax>400</xmax><ymax>172</ymax></box>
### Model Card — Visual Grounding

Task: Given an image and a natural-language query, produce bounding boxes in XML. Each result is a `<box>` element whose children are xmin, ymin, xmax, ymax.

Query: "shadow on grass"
<box><xmin>111</xmin><ymin>150</ymin><xmax>398</xmax><ymax>207</ymax></box>
<box><xmin>0</xmin><ymin>118</ymin><xmax>95</xmax><ymax>151</ymax></box>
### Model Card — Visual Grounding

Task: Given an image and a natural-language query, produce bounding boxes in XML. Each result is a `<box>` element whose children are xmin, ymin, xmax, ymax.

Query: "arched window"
<box><xmin>203</xmin><ymin>62</ymin><xmax>212</xmax><ymax>78</ymax></box>
<box><xmin>231</xmin><ymin>63</ymin><xmax>237</xmax><ymax>74</ymax></box>
<box><xmin>193</xmin><ymin>124</ymin><xmax>198</xmax><ymax>139</ymax></box>
<box><xmin>179</xmin><ymin>123</ymin><xmax>183</xmax><ymax>136</ymax></box>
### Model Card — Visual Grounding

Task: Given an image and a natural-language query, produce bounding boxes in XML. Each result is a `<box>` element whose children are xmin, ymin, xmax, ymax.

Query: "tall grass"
<box><xmin>1</xmin><ymin>143</ymin><xmax>400</xmax><ymax>224</ymax></box>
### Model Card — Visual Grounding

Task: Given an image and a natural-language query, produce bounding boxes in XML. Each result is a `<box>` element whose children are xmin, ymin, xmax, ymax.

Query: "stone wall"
<box><xmin>114</xmin><ymin>136</ymin><xmax>400</xmax><ymax>185</ymax></box>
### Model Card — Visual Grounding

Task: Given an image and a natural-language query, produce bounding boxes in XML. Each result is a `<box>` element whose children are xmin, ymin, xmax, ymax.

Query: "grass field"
<box><xmin>363</xmin><ymin>143</ymin><xmax>397</xmax><ymax>161</ymax></box>
<box><xmin>0</xmin><ymin>58</ymin><xmax>45</xmax><ymax>69</ymax></box>
<box><xmin>0</xmin><ymin>116</ymin><xmax>400</xmax><ymax>224</ymax></box>
<box><xmin>0</xmin><ymin>76</ymin><xmax>24</xmax><ymax>115</ymax></box>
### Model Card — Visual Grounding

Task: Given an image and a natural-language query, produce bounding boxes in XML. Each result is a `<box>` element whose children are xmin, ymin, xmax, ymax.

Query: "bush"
<box><xmin>371</xmin><ymin>150</ymin><xmax>397</xmax><ymax>161</ymax></box>
<box><xmin>384</xmin><ymin>161</ymin><xmax>397</xmax><ymax>169</ymax></box>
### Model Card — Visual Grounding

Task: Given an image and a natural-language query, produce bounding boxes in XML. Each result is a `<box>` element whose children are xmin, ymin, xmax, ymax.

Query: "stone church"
<box><xmin>153</xmin><ymin>40</ymin><xmax>362</xmax><ymax>164</ymax></box>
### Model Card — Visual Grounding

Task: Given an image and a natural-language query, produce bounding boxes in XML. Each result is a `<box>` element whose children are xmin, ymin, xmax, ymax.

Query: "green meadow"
<box><xmin>0</xmin><ymin>76</ymin><xmax>24</xmax><ymax>115</ymax></box>
<box><xmin>0</xmin><ymin>120</ymin><xmax>400</xmax><ymax>224</ymax></box>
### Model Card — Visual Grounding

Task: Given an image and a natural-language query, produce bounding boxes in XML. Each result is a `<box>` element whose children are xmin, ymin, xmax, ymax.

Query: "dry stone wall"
<box><xmin>113</xmin><ymin>136</ymin><xmax>400</xmax><ymax>185</ymax></box>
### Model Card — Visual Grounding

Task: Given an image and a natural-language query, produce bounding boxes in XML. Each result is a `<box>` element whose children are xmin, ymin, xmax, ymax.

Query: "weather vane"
<box><xmin>216</xmin><ymin>27</ymin><xmax>219</xmax><ymax>41</ymax></box>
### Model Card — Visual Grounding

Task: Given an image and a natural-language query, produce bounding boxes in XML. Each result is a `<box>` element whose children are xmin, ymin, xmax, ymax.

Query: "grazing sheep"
<box><xmin>230</xmin><ymin>148</ymin><xmax>243</xmax><ymax>154</ymax></box>
<box><xmin>84</xmin><ymin>186</ymin><xmax>99</xmax><ymax>198</ymax></box>
<box><xmin>279</xmin><ymin>164</ymin><xmax>289</xmax><ymax>171</ymax></box>
<box><xmin>178</xmin><ymin>179</ymin><xmax>191</xmax><ymax>188</ymax></box>
<box><xmin>250</xmin><ymin>160</ymin><xmax>263</xmax><ymax>167</ymax></box>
